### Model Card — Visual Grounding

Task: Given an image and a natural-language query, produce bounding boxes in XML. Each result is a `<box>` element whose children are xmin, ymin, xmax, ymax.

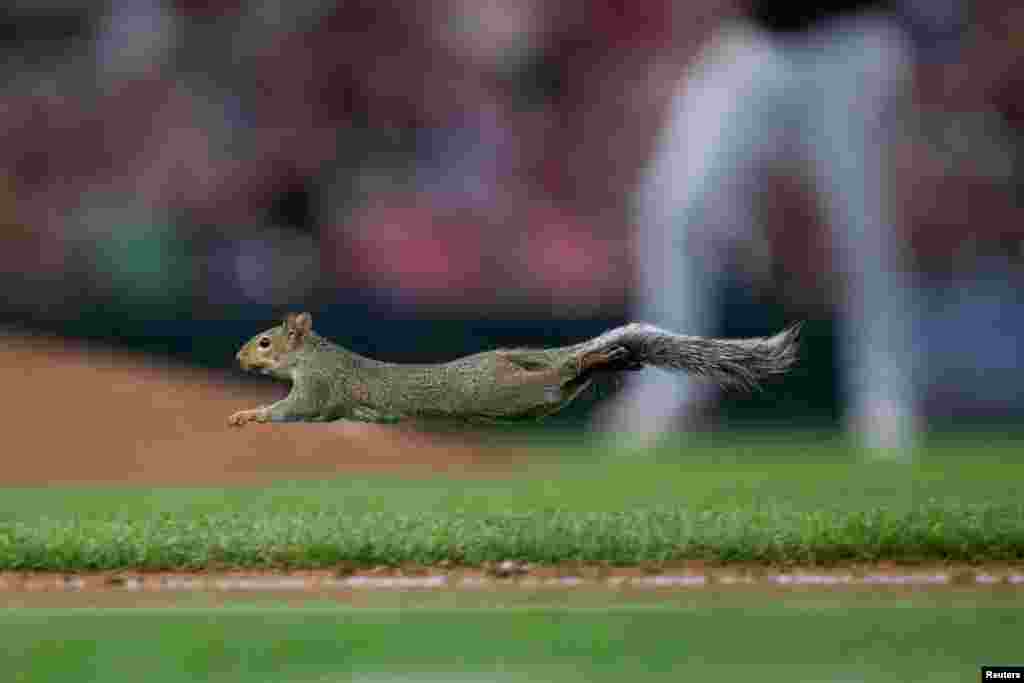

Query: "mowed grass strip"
<box><xmin>2</xmin><ymin>434</ymin><xmax>1022</xmax><ymax>571</ymax></box>
<box><xmin>2</xmin><ymin>503</ymin><xmax>1023</xmax><ymax>570</ymax></box>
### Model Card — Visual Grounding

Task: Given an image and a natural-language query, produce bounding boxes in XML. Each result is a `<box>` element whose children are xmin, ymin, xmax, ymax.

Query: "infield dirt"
<box><xmin>1</xmin><ymin>332</ymin><xmax>519</xmax><ymax>485</ymax></box>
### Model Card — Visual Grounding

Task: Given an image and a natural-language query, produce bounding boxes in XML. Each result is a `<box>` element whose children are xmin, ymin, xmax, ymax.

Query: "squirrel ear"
<box><xmin>295</xmin><ymin>312</ymin><xmax>313</xmax><ymax>335</ymax></box>
<box><xmin>285</xmin><ymin>312</ymin><xmax>313</xmax><ymax>337</ymax></box>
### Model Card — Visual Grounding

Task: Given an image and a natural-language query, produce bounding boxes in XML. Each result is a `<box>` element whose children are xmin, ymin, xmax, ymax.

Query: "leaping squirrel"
<box><xmin>228</xmin><ymin>312</ymin><xmax>802</xmax><ymax>426</ymax></box>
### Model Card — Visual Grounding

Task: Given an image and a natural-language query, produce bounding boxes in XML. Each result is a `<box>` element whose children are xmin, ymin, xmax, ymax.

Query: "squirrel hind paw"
<box><xmin>581</xmin><ymin>345</ymin><xmax>641</xmax><ymax>374</ymax></box>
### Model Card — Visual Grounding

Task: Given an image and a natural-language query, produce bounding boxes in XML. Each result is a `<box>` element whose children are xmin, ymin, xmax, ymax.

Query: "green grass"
<box><xmin>2</xmin><ymin>598</ymin><xmax>1022</xmax><ymax>682</ymax></box>
<box><xmin>2</xmin><ymin>501</ymin><xmax>1024</xmax><ymax>570</ymax></box>
<box><xmin>2</xmin><ymin>433</ymin><xmax>1023</xmax><ymax>570</ymax></box>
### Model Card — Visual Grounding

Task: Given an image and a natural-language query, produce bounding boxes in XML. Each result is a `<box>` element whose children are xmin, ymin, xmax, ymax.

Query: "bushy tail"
<box><xmin>581</xmin><ymin>322</ymin><xmax>803</xmax><ymax>391</ymax></box>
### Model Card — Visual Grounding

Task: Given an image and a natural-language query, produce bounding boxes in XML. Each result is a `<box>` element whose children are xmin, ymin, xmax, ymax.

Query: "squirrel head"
<box><xmin>235</xmin><ymin>312</ymin><xmax>313</xmax><ymax>378</ymax></box>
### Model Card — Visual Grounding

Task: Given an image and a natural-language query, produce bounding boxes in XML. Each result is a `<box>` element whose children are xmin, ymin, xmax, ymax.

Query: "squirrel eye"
<box><xmin>258</xmin><ymin>338</ymin><xmax>271</xmax><ymax>349</ymax></box>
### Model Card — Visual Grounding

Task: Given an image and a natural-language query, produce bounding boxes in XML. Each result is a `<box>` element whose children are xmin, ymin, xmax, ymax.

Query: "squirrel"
<box><xmin>228</xmin><ymin>312</ymin><xmax>802</xmax><ymax>427</ymax></box>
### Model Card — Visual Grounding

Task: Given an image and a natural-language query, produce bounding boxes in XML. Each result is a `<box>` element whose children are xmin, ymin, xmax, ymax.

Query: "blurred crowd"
<box><xmin>1</xmin><ymin>0</ymin><xmax>1023</xmax><ymax>428</ymax></box>
<box><xmin>0</xmin><ymin>0</ymin><xmax>719</xmax><ymax>316</ymax></box>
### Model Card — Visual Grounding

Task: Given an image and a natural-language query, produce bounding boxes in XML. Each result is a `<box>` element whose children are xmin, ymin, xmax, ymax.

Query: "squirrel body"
<box><xmin>228</xmin><ymin>312</ymin><xmax>801</xmax><ymax>426</ymax></box>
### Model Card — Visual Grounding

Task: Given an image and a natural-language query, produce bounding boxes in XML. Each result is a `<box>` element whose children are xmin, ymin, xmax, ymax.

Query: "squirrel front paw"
<box><xmin>228</xmin><ymin>408</ymin><xmax>266</xmax><ymax>427</ymax></box>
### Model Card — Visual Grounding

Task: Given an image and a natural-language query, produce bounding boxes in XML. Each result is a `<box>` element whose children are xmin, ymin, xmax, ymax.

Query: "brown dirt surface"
<box><xmin>0</xmin><ymin>331</ymin><xmax>522</xmax><ymax>485</ymax></box>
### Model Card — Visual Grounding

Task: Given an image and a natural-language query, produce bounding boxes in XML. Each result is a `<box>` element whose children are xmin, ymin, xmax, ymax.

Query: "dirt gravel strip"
<box><xmin>2</xmin><ymin>565</ymin><xmax>1024</xmax><ymax>594</ymax></box>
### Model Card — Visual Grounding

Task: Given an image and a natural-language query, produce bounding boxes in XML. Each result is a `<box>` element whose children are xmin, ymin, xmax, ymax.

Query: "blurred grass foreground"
<box><xmin>4</xmin><ymin>601</ymin><xmax>1023</xmax><ymax>683</ymax></box>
